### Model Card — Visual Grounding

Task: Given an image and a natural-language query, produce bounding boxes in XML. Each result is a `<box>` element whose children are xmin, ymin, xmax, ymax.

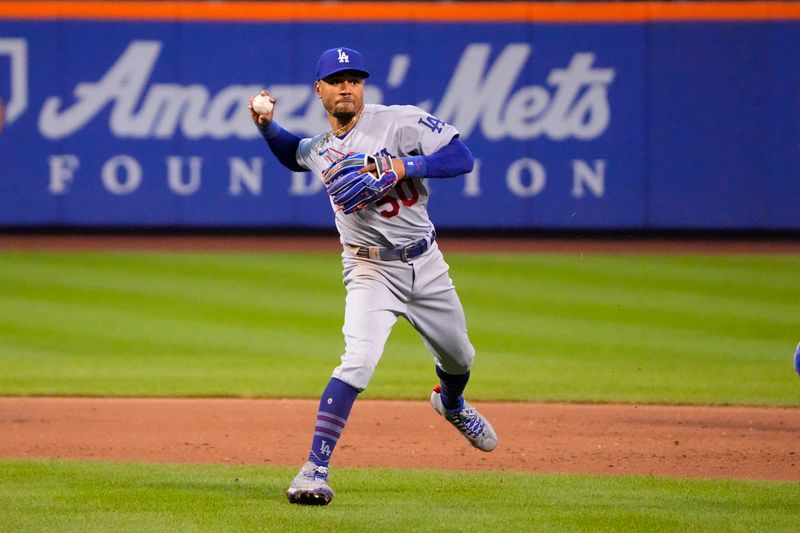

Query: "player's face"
<box><xmin>316</xmin><ymin>72</ymin><xmax>365</xmax><ymax>116</ymax></box>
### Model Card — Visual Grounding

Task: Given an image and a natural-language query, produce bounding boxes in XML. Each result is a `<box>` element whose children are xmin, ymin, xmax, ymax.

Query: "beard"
<box><xmin>332</xmin><ymin>110</ymin><xmax>356</xmax><ymax>125</ymax></box>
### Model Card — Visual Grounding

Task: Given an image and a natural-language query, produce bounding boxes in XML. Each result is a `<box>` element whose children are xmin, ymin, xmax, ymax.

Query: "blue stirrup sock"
<box><xmin>308</xmin><ymin>377</ymin><xmax>360</xmax><ymax>467</ymax></box>
<box><xmin>436</xmin><ymin>366</ymin><xmax>471</xmax><ymax>411</ymax></box>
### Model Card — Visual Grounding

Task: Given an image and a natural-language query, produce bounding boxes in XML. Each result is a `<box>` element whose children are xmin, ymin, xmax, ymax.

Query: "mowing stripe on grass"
<box><xmin>1</xmin><ymin>251</ymin><xmax>798</xmax><ymax>404</ymax></box>
<box><xmin>1</xmin><ymin>460</ymin><xmax>797</xmax><ymax>533</ymax></box>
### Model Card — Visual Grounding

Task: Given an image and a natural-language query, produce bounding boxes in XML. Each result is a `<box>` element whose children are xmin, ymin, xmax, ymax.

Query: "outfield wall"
<box><xmin>0</xmin><ymin>2</ymin><xmax>798</xmax><ymax>230</ymax></box>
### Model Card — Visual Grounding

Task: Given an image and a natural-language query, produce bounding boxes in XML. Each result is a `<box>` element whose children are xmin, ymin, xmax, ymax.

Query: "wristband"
<box><xmin>258</xmin><ymin>120</ymin><xmax>283</xmax><ymax>140</ymax></box>
<box><xmin>401</xmin><ymin>156</ymin><xmax>427</xmax><ymax>179</ymax></box>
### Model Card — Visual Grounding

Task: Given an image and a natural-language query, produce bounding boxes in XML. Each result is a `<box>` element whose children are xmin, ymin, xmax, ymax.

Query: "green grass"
<box><xmin>1</xmin><ymin>460</ymin><xmax>797</xmax><ymax>533</ymax></box>
<box><xmin>1</xmin><ymin>251</ymin><xmax>798</xmax><ymax>532</ymax></box>
<box><xmin>0</xmin><ymin>250</ymin><xmax>798</xmax><ymax>405</ymax></box>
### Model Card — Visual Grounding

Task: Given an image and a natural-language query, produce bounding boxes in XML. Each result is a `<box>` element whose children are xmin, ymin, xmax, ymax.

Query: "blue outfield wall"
<box><xmin>0</xmin><ymin>18</ymin><xmax>798</xmax><ymax>230</ymax></box>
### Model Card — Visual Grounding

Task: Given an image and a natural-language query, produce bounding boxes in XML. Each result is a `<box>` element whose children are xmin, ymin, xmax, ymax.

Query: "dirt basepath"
<box><xmin>2</xmin><ymin>397</ymin><xmax>798</xmax><ymax>481</ymax></box>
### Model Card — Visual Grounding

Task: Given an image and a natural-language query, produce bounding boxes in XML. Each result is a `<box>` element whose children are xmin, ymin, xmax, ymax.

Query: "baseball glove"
<box><xmin>322</xmin><ymin>153</ymin><xmax>399</xmax><ymax>214</ymax></box>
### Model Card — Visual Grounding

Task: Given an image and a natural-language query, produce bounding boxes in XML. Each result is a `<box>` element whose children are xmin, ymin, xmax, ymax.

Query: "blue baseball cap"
<box><xmin>315</xmin><ymin>47</ymin><xmax>370</xmax><ymax>81</ymax></box>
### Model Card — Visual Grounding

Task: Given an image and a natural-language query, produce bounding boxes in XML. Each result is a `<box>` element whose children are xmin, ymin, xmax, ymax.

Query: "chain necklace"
<box><xmin>316</xmin><ymin>105</ymin><xmax>363</xmax><ymax>154</ymax></box>
<box><xmin>332</xmin><ymin>105</ymin><xmax>363</xmax><ymax>137</ymax></box>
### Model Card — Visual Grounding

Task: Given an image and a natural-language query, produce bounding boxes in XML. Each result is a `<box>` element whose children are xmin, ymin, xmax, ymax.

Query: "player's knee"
<box><xmin>333</xmin><ymin>343</ymin><xmax>383</xmax><ymax>391</ymax></box>
<box><xmin>330</xmin><ymin>370</ymin><xmax>368</xmax><ymax>392</ymax></box>
<box><xmin>439</xmin><ymin>359</ymin><xmax>471</xmax><ymax>375</ymax></box>
<box><xmin>438</xmin><ymin>342</ymin><xmax>475</xmax><ymax>375</ymax></box>
<box><xmin>331</xmin><ymin>363</ymin><xmax>375</xmax><ymax>392</ymax></box>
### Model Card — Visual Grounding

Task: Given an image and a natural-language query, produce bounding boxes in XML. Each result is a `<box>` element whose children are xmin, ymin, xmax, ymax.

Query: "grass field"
<box><xmin>1</xmin><ymin>460</ymin><xmax>798</xmax><ymax>533</ymax></box>
<box><xmin>1</xmin><ymin>249</ymin><xmax>798</xmax><ymax>532</ymax></box>
<box><xmin>0</xmin><ymin>250</ymin><xmax>798</xmax><ymax>404</ymax></box>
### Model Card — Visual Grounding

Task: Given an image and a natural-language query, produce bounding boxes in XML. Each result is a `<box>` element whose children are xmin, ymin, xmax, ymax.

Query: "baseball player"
<box><xmin>249</xmin><ymin>47</ymin><xmax>497</xmax><ymax>506</ymax></box>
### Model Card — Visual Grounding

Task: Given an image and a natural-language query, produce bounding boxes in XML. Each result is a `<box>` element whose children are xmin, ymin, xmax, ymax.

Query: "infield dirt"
<box><xmin>1</xmin><ymin>397</ymin><xmax>798</xmax><ymax>481</ymax></box>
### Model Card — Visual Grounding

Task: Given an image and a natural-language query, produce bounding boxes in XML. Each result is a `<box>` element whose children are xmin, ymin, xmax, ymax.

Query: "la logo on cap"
<box><xmin>315</xmin><ymin>47</ymin><xmax>368</xmax><ymax>80</ymax></box>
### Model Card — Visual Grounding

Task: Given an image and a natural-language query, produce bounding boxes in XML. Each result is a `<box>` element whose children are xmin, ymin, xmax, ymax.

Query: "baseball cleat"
<box><xmin>430</xmin><ymin>385</ymin><xmax>498</xmax><ymax>452</ymax></box>
<box><xmin>286</xmin><ymin>461</ymin><xmax>334</xmax><ymax>505</ymax></box>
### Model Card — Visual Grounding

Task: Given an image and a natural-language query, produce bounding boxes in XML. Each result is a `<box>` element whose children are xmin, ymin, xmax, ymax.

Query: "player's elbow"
<box><xmin>460</xmin><ymin>151</ymin><xmax>474</xmax><ymax>175</ymax></box>
<box><xmin>452</xmin><ymin>139</ymin><xmax>474</xmax><ymax>175</ymax></box>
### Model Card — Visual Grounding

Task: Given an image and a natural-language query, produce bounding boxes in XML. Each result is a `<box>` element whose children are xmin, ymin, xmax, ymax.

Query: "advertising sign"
<box><xmin>1</xmin><ymin>3</ymin><xmax>798</xmax><ymax>229</ymax></box>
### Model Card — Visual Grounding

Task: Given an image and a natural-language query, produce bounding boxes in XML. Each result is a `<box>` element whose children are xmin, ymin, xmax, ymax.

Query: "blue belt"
<box><xmin>353</xmin><ymin>230</ymin><xmax>436</xmax><ymax>262</ymax></box>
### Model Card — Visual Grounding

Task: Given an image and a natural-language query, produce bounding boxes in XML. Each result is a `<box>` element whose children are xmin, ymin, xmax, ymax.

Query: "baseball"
<box><xmin>252</xmin><ymin>94</ymin><xmax>274</xmax><ymax>115</ymax></box>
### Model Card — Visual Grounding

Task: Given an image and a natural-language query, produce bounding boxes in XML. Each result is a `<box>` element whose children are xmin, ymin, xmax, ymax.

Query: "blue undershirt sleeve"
<box><xmin>400</xmin><ymin>137</ymin><xmax>474</xmax><ymax>180</ymax></box>
<box><xmin>257</xmin><ymin>120</ymin><xmax>307</xmax><ymax>173</ymax></box>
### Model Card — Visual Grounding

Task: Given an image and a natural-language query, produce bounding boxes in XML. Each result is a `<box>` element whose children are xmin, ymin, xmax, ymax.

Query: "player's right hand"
<box><xmin>248</xmin><ymin>90</ymin><xmax>275</xmax><ymax>126</ymax></box>
<box><xmin>359</xmin><ymin>156</ymin><xmax>407</xmax><ymax>181</ymax></box>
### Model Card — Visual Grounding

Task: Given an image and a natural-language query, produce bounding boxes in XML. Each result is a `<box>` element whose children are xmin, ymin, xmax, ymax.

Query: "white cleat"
<box><xmin>430</xmin><ymin>385</ymin><xmax>498</xmax><ymax>452</ymax></box>
<box><xmin>286</xmin><ymin>461</ymin><xmax>334</xmax><ymax>505</ymax></box>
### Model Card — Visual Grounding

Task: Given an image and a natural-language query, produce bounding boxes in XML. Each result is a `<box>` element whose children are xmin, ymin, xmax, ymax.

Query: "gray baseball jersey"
<box><xmin>294</xmin><ymin>103</ymin><xmax>474</xmax><ymax>391</ymax></box>
<box><xmin>297</xmin><ymin>103</ymin><xmax>459</xmax><ymax>248</ymax></box>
